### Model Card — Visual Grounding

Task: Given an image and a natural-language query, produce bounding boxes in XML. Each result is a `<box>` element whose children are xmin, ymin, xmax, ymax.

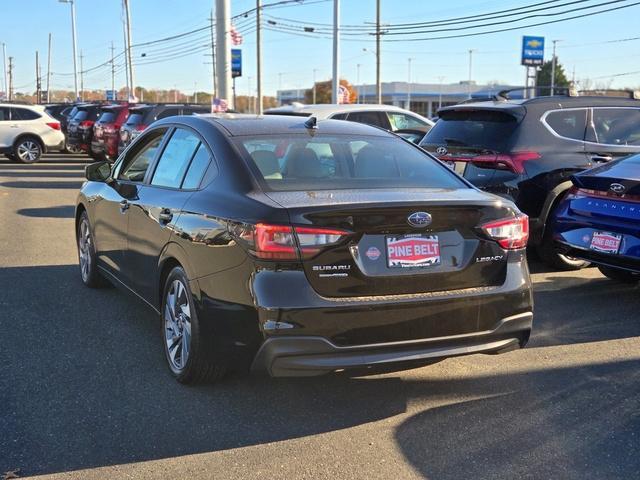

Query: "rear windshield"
<box><xmin>73</xmin><ymin>110</ymin><xmax>88</xmax><ymax>121</ymax></box>
<box><xmin>421</xmin><ymin>110</ymin><xmax>519</xmax><ymax>150</ymax></box>
<box><xmin>236</xmin><ymin>134</ymin><xmax>466</xmax><ymax>191</ymax></box>
<box><xmin>126</xmin><ymin>111</ymin><xmax>149</xmax><ymax>125</ymax></box>
<box><xmin>98</xmin><ymin>111</ymin><xmax>116</xmax><ymax>123</ymax></box>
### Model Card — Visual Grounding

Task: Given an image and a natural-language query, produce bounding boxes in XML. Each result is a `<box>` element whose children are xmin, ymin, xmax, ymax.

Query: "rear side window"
<box><xmin>157</xmin><ymin>108</ymin><xmax>180</xmax><ymax>120</ymax></box>
<box><xmin>182</xmin><ymin>144</ymin><xmax>213</xmax><ymax>189</ymax></box>
<box><xmin>11</xmin><ymin>108</ymin><xmax>40</xmax><ymax>120</ymax></box>
<box><xmin>387</xmin><ymin>112</ymin><xmax>430</xmax><ymax>132</ymax></box>
<box><xmin>544</xmin><ymin>109</ymin><xmax>587</xmax><ymax>140</ymax></box>
<box><xmin>0</xmin><ymin>107</ymin><xmax>9</xmax><ymax>121</ymax></box>
<box><xmin>330</xmin><ymin>113</ymin><xmax>348</xmax><ymax>120</ymax></box>
<box><xmin>74</xmin><ymin>110</ymin><xmax>88</xmax><ymax>121</ymax></box>
<box><xmin>591</xmin><ymin>108</ymin><xmax>640</xmax><ymax>145</ymax></box>
<box><xmin>237</xmin><ymin>134</ymin><xmax>465</xmax><ymax>191</ymax></box>
<box><xmin>347</xmin><ymin>111</ymin><xmax>389</xmax><ymax>129</ymax></box>
<box><xmin>151</xmin><ymin>128</ymin><xmax>201</xmax><ymax>188</ymax></box>
<box><xmin>422</xmin><ymin>110</ymin><xmax>519</xmax><ymax>150</ymax></box>
<box><xmin>126</xmin><ymin>112</ymin><xmax>146</xmax><ymax>125</ymax></box>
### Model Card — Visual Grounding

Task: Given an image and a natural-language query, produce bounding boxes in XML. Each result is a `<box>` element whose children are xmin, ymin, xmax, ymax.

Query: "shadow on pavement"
<box><xmin>1</xmin><ymin>264</ymin><xmax>638</xmax><ymax>477</ymax></box>
<box><xmin>0</xmin><ymin>265</ymin><xmax>406</xmax><ymax>477</ymax></box>
<box><xmin>17</xmin><ymin>205</ymin><xmax>76</xmax><ymax>218</ymax></box>
<box><xmin>395</xmin><ymin>359</ymin><xmax>640</xmax><ymax>480</ymax></box>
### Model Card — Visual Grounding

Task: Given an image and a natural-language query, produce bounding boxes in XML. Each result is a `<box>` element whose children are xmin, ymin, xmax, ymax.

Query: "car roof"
<box><xmin>175</xmin><ymin>113</ymin><xmax>396</xmax><ymax>137</ymax></box>
<box><xmin>0</xmin><ymin>103</ymin><xmax>46</xmax><ymax>111</ymax></box>
<box><xmin>442</xmin><ymin>95</ymin><xmax>640</xmax><ymax>111</ymax></box>
<box><xmin>265</xmin><ymin>103</ymin><xmax>434</xmax><ymax>122</ymax></box>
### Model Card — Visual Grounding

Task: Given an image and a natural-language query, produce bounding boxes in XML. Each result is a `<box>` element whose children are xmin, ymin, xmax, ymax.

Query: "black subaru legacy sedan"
<box><xmin>76</xmin><ymin>114</ymin><xmax>533</xmax><ymax>383</ymax></box>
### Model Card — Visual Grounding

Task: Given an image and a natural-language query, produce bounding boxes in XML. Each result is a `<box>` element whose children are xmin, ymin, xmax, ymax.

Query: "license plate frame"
<box><xmin>590</xmin><ymin>231</ymin><xmax>622</xmax><ymax>254</ymax></box>
<box><xmin>386</xmin><ymin>234</ymin><xmax>441</xmax><ymax>269</ymax></box>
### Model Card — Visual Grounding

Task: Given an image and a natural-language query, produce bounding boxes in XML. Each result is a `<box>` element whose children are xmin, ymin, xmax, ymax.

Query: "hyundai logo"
<box><xmin>610</xmin><ymin>183</ymin><xmax>626</xmax><ymax>194</ymax></box>
<box><xmin>407</xmin><ymin>211</ymin><xmax>432</xmax><ymax>228</ymax></box>
<box><xmin>436</xmin><ymin>146</ymin><xmax>448</xmax><ymax>156</ymax></box>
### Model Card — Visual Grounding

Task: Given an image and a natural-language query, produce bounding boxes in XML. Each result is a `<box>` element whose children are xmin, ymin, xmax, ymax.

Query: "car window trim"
<box><xmin>146</xmin><ymin>124</ymin><xmax>216</xmax><ymax>191</ymax></box>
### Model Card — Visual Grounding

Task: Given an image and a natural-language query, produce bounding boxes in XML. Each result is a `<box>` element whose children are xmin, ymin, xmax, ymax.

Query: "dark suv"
<box><xmin>118</xmin><ymin>103</ymin><xmax>210</xmax><ymax>155</ymax></box>
<box><xmin>420</xmin><ymin>93</ymin><xmax>640</xmax><ymax>269</ymax></box>
<box><xmin>67</xmin><ymin>104</ymin><xmax>102</xmax><ymax>156</ymax></box>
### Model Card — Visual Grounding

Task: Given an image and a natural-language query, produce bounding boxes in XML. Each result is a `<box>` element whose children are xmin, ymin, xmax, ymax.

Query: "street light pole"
<box><xmin>46</xmin><ymin>34</ymin><xmax>52</xmax><ymax>103</ymax></box>
<box><xmin>467</xmin><ymin>49</ymin><xmax>476</xmax><ymax>99</ymax></box>
<box><xmin>59</xmin><ymin>0</ymin><xmax>79</xmax><ymax>102</ymax></box>
<box><xmin>375</xmin><ymin>0</ymin><xmax>381</xmax><ymax>104</ymax></box>
<box><xmin>356</xmin><ymin>63</ymin><xmax>361</xmax><ymax>104</ymax></box>
<box><xmin>312</xmin><ymin>68</ymin><xmax>317</xmax><ymax>104</ymax></box>
<box><xmin>256</xmin><ymin>0</ymin><xmax>262</xmax><ymax>113</ymax></box>
<box><xmin>215</xmin><ymin>0</ymin><xmax>233</xmax><ymax>109</ymax></box>
<box><xmin>2</xmin><ymin>43</ymin><xmax>7</xmax><ymax>100</ymax></box>
<box><xmin>437</xmin><ymin>75</ymin><xmax>445</xmax><ymax>109</ymax></box>
<box><xmin>331</xmin><ymin>0</ymin><xmax>340</xmax><ymax>104</ymax></box>
<box><xmin>406</xmin><ymin>57</ymin><xmax>412</xmax><ymax>110</ymax></box>
<box><xmin>123</xmin><ymin>0</ymin><xmax>136</xmax><ymax>101</ymax></box>
<box><xmin>550</xmin><ymin>39</ymin><xmax>560</xmax><ymax>96</ymax></box>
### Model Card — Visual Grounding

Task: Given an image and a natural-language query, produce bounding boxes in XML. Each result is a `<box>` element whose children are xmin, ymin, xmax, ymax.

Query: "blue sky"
<box><xmin>2</xmin><ymin>0</ymin><xmax>640</xmax><ymax>96</ymax></box>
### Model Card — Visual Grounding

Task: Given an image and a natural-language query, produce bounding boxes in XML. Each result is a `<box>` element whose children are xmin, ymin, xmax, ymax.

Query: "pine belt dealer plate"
<box><xmin>386</xmin><ymin>234</ymin><xmax>441</xmax><ymax>268</ymax></box>
<box><xmin>590</xmin><ymin>231</ymin><xmax>622</xmax><ymax>254</ymax></box>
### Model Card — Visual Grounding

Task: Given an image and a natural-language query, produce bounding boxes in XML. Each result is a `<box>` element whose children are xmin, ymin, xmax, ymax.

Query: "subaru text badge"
<box><xmin>407</xmin><ymin>211</ymin><xmax>432</xmax><ymax>228</ymax></box>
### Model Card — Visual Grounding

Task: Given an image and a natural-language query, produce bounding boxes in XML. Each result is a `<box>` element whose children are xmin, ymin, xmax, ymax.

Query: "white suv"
<box><xmin>0</xmin><ymin>104</ymin><xmax>65</xmax><ymax>163</ymax></box>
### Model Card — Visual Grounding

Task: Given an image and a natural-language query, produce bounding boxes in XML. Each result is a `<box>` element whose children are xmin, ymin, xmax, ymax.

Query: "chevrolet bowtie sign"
<box><xmin>521</xmin><ymin>35</ymin><xmax>545</xmax><ymax>66</ymax></box>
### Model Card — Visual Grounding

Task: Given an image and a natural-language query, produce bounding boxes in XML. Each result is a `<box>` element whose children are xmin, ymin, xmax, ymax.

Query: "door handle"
<box><xmin>10</xmin><ymin>124</ymin><xmax>19</xmax><ymax>128</ymax></box>
<box><xmin>591</xmin><ymin>154</ymin><xmax>613</xmax><ymax>163</ymax></box>
<box><xmin>119</xmin><ymin>199</ymin><xmax>129</xmax><ymax>212</ymax></box>
<box><xmin>158</xmin><ymin>209</ymin><xmax>173</xmax><ymax>224</ymax></box>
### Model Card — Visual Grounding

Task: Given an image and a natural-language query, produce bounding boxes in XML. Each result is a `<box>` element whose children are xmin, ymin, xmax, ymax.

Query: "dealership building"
<box><xmin>277</xmin><ymin>81</ymin><xmax>524</xmax><ymax>117</ymax></box>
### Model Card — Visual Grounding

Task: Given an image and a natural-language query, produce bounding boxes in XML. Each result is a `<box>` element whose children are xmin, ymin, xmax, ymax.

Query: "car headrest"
<box><xmin>355</xmin><ymin>145</ymin><xmax>399</xmax><ymax>177</ymax></box>
<box><xmin>251</xmin><ymin>150</ymin><xmax>282</xmax><ymax>179</ymax></box>
<box><xmin>285</xmin><ymin>147</ymin><xmax>323</xmax><ymax>178</ymax></box>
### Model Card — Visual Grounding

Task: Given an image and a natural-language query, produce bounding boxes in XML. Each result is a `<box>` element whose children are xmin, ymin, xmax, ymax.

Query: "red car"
<box><xmin>91</xmin><ymin>104</ymin><xmax>130</xmax><ymax>160</ymax></box>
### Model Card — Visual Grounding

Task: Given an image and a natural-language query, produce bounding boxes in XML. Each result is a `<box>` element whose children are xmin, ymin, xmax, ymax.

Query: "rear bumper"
<box><xmin>251</xmin><ymin>312</ymin><xmax>531</xmax><ymax>376</ymax></box>
<box><xmin>249</xmin><ymin>252</ymin><xmax>533</xmax><ymax>376</ymax></box>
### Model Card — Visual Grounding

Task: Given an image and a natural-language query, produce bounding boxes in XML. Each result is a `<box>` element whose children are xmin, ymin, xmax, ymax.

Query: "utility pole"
<box><xmin>110</xmin><ymin>42</ymin><xmax>116</xmax><ymax>100</ymax></box>
<box><xmin>550</xmin><ymin>39</ymin><xmax>560</xmax><ymax>96</ymax></box>
<box><xmin>215</xmin><ymin>0</ymin><xmax>232</xmax><ymax>109</ymax></box>
<box><xmin>59</xmin><ymin>0</ymin><xmax>79</xmax><ymax>101</ymax></box>
<box><xmin>375</xmin><ymin>0</ymin><xmax>381</xmax><ymax>104</ymax></box>
<box><xmin>8</xmin><ymin>56</ymin><xmax>13</xmax><ymax>101</ymax></box>
<box><xmin>79</xmin><ymin>50</ymin><xmax>84</xmax><ymax>101</ymax></box>
<box><xmin>46</xmin><ymin>34</ymin><xmax>52</xmax><ymax>103</ymax></box>
<box><xmin>356</xmin><ymin>64</ymin><xmax>360</xmax><ymax>103</ymax></box>
<box><xmin>209</xmin><ymin>10</ymin><xmax>217</xmax><ymax>98</ymax></box>
<box><xmin>467</xmin><ymin>49</ymin><xmax>475</xmax><ymax>98</ymax></box>
<box><xmin>437</xmin><ymin>75</ymin><xmax>445</xmax><ymax>109</ymax></box>
<box><xmin>331</xmin><ymin>0</ymin><xmax>340</xmax><ymax>104</ymax></box>
<box><xmin>406</xmin><ymin>57</ymin><xmax>412</xmax><ymax>110</ymax></box>
<box><xmin>313</xmin><ymin>68</ymin><xmax>317</xmax><ymax>104</ymax></box>
<box><xmin>2</xmin><ymin>43</ymin><xmax>7</xmax><ymax>100</ymax></box>
<box><xmin>123</xmin><ymin>0</ymin><xmax>135</xmax><ymax>101</ymax></box>
<box><xmin>256</xmin><ymin>0</ymin><xmax>262</xmax><ymax>113</ymax></box>
<box><xmin>194</xmin><ymin>82</ymin><xmax>198</xmax><ymax>104</ymax></box>
<box><xmin>35</xmin><ymin>51</ymin><xmax>41</xmax><ymax>104</ymax></box>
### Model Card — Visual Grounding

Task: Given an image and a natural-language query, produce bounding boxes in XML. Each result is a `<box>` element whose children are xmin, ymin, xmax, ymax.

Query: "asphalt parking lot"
<box><xmin>1</xmin><ymin>154</ymin><xmax>639</xmax><ymax>480</ymax></box>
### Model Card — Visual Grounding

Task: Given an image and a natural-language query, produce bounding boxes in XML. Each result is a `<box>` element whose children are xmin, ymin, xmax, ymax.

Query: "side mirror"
<box><xmin>85</xmin><ymin>160</ymin><xmax>112</xmax><ymax>182</ymax></box>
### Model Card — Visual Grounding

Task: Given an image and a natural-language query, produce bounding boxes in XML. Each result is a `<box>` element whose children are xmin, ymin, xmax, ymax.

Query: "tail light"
<box><xmin>568</xmin><ymin>186</ymin><xmax>640</xmax><ymax>203</ymax></box>
<box><xmin>235</xmin><ymin>223</ymin><xmax>350</xmax><ymax>260</ymax></box>
<box><xmin>46</xmin><ymin>122</ymin><xmax>61</xmax><ymax>130</ymax></box>
<box><xmin>453</xmin><ymin>151</ymin><xmax>540</xmax><ymax>173</ymax></box>
<box><xmin>481</xmin><ymin>214</ymin><xmax>529</xmax><ymax>250</ymax></box>
<box><xmin>80</xmin><ymin>120</ymin><xmax>94</xmax><ymax>128</ymax></box>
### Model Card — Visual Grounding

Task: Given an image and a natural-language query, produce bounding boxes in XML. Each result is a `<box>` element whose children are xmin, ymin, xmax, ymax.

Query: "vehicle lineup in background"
<box><xmin>76</xmin><ymin>114</ymin><xmax>533</xmax><ymax>384</ymax></box>
<box><xmin>419</xmin><ymin>90</ymin><xmax>640</xmax><ymax>270</ymax></box>
<box><xmin>0</xmin><ymin>103</ymin><xmax>65</xmax><ymax>163</ymax></box>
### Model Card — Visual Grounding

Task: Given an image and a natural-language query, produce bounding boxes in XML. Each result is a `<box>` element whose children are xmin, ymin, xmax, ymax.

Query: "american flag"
<box><xmin>212</xmin><ymin>98</ymin><xmax>228</xmax><ymax>113</ymax></box>
<box><xmin>230</xmin><ymin>24</ymin><xmax>243</xmax><ymax>46</ymax></box>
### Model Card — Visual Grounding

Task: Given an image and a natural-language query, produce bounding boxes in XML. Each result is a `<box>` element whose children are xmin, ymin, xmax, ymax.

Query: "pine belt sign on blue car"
<box><xmin>521</xmin><ymin>36</ymin><xmax>545</xmax><ymax>66</ymax></box>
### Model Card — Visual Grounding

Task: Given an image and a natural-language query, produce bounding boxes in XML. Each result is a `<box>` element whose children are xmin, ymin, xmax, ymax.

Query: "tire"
<box><xmin>162</xmin><ymin>266</ymin><xmax>226</xmax><ymax>384</ymax></box>
<box><xmin>13</xmin><ymin>136</ymin><xmax>42</xmax><ymax>163</ymax></box>
<box><xmin>598</xmin><ymin>265</ymin><xmax>640</xmax><ymax>283</ymax></box>
<box><xmin>76</xmin><ymin>211</ymin><xmax>110</xmax><ymax>288</ymax></box>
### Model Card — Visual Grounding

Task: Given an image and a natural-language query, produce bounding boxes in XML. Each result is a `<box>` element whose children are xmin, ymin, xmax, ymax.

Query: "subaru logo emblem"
<box><xmin>407</xmin><ymin>211</ymin><xmax>432</xmax><ymax>228</ymax></box>
<box><xmin>610</xmin><ymin>183</ymin><xmax>626</xmax><ymax>194</ymax></box>
<box><xmin>436</xmin><ymin>146</ymin><xmax>448</xmax><ymax>156</ymax></box>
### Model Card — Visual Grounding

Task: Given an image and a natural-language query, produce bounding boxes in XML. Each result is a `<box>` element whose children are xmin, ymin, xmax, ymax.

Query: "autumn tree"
<box><xmin>304</xmin><ymin>79</ymin><xmax>357</xmax><ymax>104</ymax></box>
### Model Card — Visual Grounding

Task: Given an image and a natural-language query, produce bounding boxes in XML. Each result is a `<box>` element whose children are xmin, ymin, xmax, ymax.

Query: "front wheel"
<box><xmin>162</xmin><ymin>267</ymin><xmax>226</xmax><ymax>384</ymax></box>
<box><xmin>598</xmin><ymin>265</ymin><xmax>640</xmax><ymax>283</ymax></box>
<box><xmin>14</xmin><ymin>137</ymin><xmax>42</xmax><ymax>163</ymax></box>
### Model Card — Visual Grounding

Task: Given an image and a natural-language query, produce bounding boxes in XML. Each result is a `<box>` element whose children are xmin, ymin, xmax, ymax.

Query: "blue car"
<box><xmin>550</xmin><ymin>153</ymin><xmax>640</xmax><ymax>283</ymax></box>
